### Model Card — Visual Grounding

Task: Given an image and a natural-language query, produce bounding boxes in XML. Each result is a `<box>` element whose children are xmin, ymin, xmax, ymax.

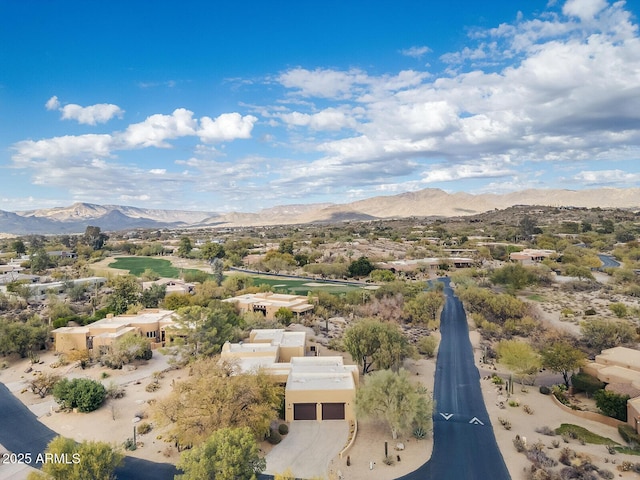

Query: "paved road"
<box><xmin>0</xmin><ymin>383</ymin><xmax>176</xmax><ymax>480</ymax></box>
<box><xmin>598</xmin><ymin>254</ymin><xmax>620</xmax><ymax>269</ymax></box>
<box><xmin>398</xmin><ymin>278</ymin><xmax>510</xmax><ymax>480</ymax></box>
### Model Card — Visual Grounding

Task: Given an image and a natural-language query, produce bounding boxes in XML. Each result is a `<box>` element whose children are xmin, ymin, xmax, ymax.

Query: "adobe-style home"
<box><xmin>221</xmin><ymin>329</ymin><xmax>358</xmax><ymax>422</ymax></box>
<box><xmin>509</xmin><ymin>248</ymin><xmax>556</xmax><ymax>265</ymax></box>
<box><xmin>51</xmin><ymin>308</ymin><xmax>177</xmax><ymax>353</ymax></box>
<box><xmin>583</xmin><ymin>346</ymin><xmax>640</xmax><ymax>431</ymax></box>
<box><xmin>222</xmin><ymin>292</ymin><xmax>314</xmax><ymax>320</ymax></box>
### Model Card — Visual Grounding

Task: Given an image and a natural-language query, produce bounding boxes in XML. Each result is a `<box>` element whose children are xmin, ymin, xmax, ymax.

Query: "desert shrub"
<box><xmin>416</xmin><ymin>336</ymin><xmax>438</xmax><ymax>358</ymax></box>
<box><xmin>498</xmin><ymin>417</ymin><xmax>511</xmax><ymax>429</ymax></box>
<box><xmin>278</xmin><ymin>424</ymin><xmax>289</xmax><ymax>435</ymax></box>
<box><xmin>526</xmin><ymin>443</ymin><xmax>558</xmax><ymax>468</ymax></box>
<box><xmin>413</xmin><ymin>426</ymin><xmax>427</xmax><ymax>439</ymax></box>
<box><xmin>523</xmin><ymin>404</ymin><xmax>534</xmax><ymax>415</ymax></box>
<box><xmin>123</xmin><ymin>438</ymin><xmax>136</xmax><ymax>451</ymax></box>
<box><xmin>599</xmin><ymin>469</ymin><xmax>615</xmax><ymax>479</ymax></box>
<box><xmin>535</xmin><ymin>426</ymin><xmax>556</xmax><ymax>436</ymax></box>
<box><xmin>266</xmin><ymin>429</ymin><xmax>282</xmax><ymax>445</ymax></box>
<box><xmin>618</xmin><ymin>424</ymin><xmax>640</xmax><ymax>445</ymax></box>
<box><xmin>53</xmin><ymin>378</ymin><xmax>106</xmax><ymax>412</ymax></box>
<box><xmin>513</xmin><ymin>435</ymin><xmax>526</xmax><ymax>452</ymax></box>
<box><xmin>145</xmin><ymin>380</ymin><xmax>160</xmax><ymax>392</ymax></box>
<box><xmin>105</xmin><ymin>381</ymin><xmax>125</xmax><ymax>399</ymax></box>
<box><xmin>137</xmin><ymin>422</ymin><xmax>152</xmax><ymax>435</ymax></box>
<box><xmin>594</xmin><ymin>390</ymin><xmax>629</xmax><ymax>421</ymax></box>
<box><xmin>559</xmin><ymin>447</ymin><xmax>576</xmax><ymax>466</ymax></box>
<box><xmin>571</xmin><ymin>372</ymin><xmax>605</xmax><ymax>396</ymax></box>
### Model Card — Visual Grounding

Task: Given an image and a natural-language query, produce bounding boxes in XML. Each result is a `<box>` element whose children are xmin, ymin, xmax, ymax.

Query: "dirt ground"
<box><xmin>0</xmin><ymin>350</ymin><xmax>183</xmax><ymax>466</ymax></box>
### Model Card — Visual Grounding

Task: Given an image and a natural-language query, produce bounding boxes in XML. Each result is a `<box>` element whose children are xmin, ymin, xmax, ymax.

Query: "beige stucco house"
<box><xmin>583</xmin><ymin>346</ymin><xmax>640</xmax><ymax>431</ymax></box>
<box><xmin>51</xmin><ymin>308</ymin><xmax>176</xmax><ymax>354</ymax></box>
<box><xmin>221</xmin><ymin>329</ymin><xmax>358</xmax><ymax>421</ymax></box>
<box><xmin>223</xmin><ymin>292</ymin><xmax>314</xmax><ymax>320</ymax></box>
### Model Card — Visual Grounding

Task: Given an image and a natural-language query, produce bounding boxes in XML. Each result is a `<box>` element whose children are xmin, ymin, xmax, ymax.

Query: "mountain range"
<box><xmin>1</xmin><ymin>187</ymin><xmax>639</xmax><ymax>235</ymax></box>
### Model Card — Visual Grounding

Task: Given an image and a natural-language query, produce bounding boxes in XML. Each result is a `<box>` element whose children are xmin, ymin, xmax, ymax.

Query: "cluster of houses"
<box><xmin>50</xmin><ymin>293</ymin><xmax>357</xmax><ymax>423</ymax></box>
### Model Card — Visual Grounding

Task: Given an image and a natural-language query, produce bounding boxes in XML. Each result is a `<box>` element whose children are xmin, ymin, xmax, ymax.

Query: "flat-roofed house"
<box><xmin>221</xmin><ymin>329</ymin><xmax>358</xmax><ymax>421</ymax></box>
<box><xmin>509</xmin><ymin>249</ymin><xmax>556</xmax><ymax>265</ymax></box>
<box><xmin>223</xmin><ymin>292</ymin><xmax>314</xmax><ymax>320</ymax></box>
<box><xmin>285</xmin><ymin>356</ymin><xmax>358</xmax><ymax>422</ymax></box>
<box><xmin>52</xmin><ymin>308</ymin><xmax>176</xmax><ymax>353</ymax></box>
<box><xmin>582</xmin><ymin>347</ymin><xmax>640</xmax><ymax>431</ymax></box>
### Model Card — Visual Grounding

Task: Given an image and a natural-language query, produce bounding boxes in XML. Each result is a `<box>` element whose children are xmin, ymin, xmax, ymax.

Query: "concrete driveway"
<box><xmin>265</xmin><ymin>420</ymin><xmax>349</xmax><ymax>478</ymax></box>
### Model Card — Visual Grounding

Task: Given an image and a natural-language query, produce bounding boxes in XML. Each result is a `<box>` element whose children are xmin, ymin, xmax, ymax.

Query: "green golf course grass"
<box><xmin>108</xmin><ymin>257</ymin><xmax>365</xmax><ymax>295</ymax></box>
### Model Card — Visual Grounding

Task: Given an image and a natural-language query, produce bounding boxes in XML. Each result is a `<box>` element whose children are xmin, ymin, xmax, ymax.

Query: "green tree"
<box><xmin>262</xmin><ymin>251</ymin><xmax>296</xmax><ymax>273</ymax></box>
<box><xmin>274</xmin><ymin>307</ymin><xmax>294</xmax><ymax>326</ymax></box>
<box><xmin>163</xmin><ymin>292</ymin><xmax>193</xmax><ymax>310</ymax></box>
<box><xmin>370</xmin><ymin>269</ymin><xmax>396</xmax><ymax>282</ymax></box>
<box><xmin>540</xmin><ymin>341</ymin><xmax>585</xmax><ymax>388</ymax></box>
<box><xmin>490</xmin><ymin>263</ymin><xmax>538</xmax><ymax>291</ymax></box>
<box><xmin>100</xmin><ymin>333</ymin><xmax>152</xmax><ymax>369</ymax></box>
<box><xmin>519</xmin><ymin>215</ymin><xmax>537</xmax><ymax>239</ymax></box>
<box><xmin>178</xmin><ymin>236</ymin><xmax>193</xmax><ymax>257</ymax></box>
<box><xmin>200</xmin><ymin>242</ymin><xmax>225</xmax><ymax>262</ymax></box>
<box><xmin>141</xmin><ymin>283</ymin><xmax>167</xmax><ymax>308</ymax></box>
<box><xmin>30</xmin><ymin>247</ymin><xmax>51</xmax><ymax>273</ymax></box>
<box><xmin>11</xmin><ymin>239</ymin><xmax>26</xmax><ymax>255</ymax></box>
<box><xmin>173</xmin><ymin>303</ymin><xmax>242</xmax><ymax>357</ymax></box>
<box><xmin>278</xmin><ymin>239</ymin><xmax>294</xmax><ymax>255</ymax></box>
<box><xmin>356</xmin><ymin>369</ymin><xmax>433</xmax><ymax>439</ymax></box>
<box><xmin>222</xmin><ymin>274</ymin><xmax>253</xmax><ymax>295</ymax></box>
<box><xmin>154</xmin><ymin>359</ymin><xmax>283</xmax><ymax>447</ymax></box>
<box><xmin>581</xmin><ymin>318</ymin><xmax>637</xmax><ymax>351</ymax></box>
<box><xmin>176</xmin><ymin>427</ymin><xmax>265</xmax><ymax>480</ymax></box>
<box><xmin>106</xmin><ymin>275</ymin><xmax>141</xmax><ymax>315</ymax></box>
<box><xmin>83</xmin><ymin>226</ymin><xmax>108</xmax><ymax>250</ymax></box>
<box><xmin>403</xmin><ymin>290</ymin><xmax>444</xmax><ymax>328</ymax></box>
<box><xmin>53</xmin><ymin>378</ymin><xmax>106</xmax><ymax>412</ymax></box>
<box><xmin>0</xmin><ymin>317</ymin><xmax>49</xmax><ymax>357</ymax></box>
<box><xmin>594</xmin><ymin>389</ymin><xmax>629</xmax><ymax>421</ymax></box>
<box><xmin>565</xmin><ymin>265</ymin><xmax>595</xmax><ymax>281</ymax></box>
<box><xmin>342</xmin><ymin>319</ymin><xmax>411</xmax><ymax>374</ymax></box>
<box><xmin>210</xmin><ymin>258</ymin><xmax>224</xmax><ymax>285</ymax></box>
<box><xmin>348</xmin><ymin>257</ymin><xmax>375</xmax><ymax>277</ymax></box>
<box><xmin>496</xmin><ymin>339</ymin><xmax>541</xmax><ymax>384</ymax></box>
<box><xmin>28</xmin><ymin>436</ymin><xmax>123</xmax><ymax>480</ymax></box>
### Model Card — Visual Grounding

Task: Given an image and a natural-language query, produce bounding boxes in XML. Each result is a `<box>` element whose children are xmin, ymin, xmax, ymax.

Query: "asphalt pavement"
<box><xmin>397</xmin><ymin>278</ymin><xmax>511</xmax><ymax>480</ymax></box>
<box><xmin>0</xmin><ymin>383</ymin><xmax>176</xmax><ymax>480</ymax></box>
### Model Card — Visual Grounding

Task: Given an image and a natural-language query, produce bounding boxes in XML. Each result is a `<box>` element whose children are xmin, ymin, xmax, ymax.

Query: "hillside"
<box><xmin>1</xmin><ymin>187</ymin><xmax>638</xmax><ymax>234</ymax></box>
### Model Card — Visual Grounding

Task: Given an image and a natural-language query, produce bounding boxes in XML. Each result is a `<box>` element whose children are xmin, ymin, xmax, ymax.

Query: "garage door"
<box><xmin>293</xmin><ymin>403</ymin><xmax>317</xmax><ymax>420</ymax></box>
<box><xmin>322</xmin><ymin>403</ymin><xmax>345</xmax><ymax>420</ymax></box>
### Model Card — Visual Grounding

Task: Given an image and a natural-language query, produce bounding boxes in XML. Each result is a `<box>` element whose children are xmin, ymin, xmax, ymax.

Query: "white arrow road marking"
<box><xmin>439</xmin><ymin>413</ymin><xmax>453</xmax><ymax>420</ymax></box>
<box><xmin>469</xmin><ymin>417</ymin><xmax>485</xmax><ymax>425</ymax></box>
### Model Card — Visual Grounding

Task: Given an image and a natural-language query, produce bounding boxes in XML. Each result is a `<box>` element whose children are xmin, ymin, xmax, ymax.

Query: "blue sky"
<box><xmin>1</xmin><ymin>0</ymin><xmax>639</xmax><ymax>213</ymax></box>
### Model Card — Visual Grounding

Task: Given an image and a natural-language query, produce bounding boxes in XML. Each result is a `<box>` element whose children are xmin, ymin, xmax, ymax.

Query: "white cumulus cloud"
<box><xmin>563</xmin><ymin>0</ymin><xmax>608</xmax><ymax>21</ymax></box>
<box><xmin>45</xmin><ymin>96</ymin><xmax>124</xmax><ymax>125</ymax></box>
<box><xmin>197</xmin><ymin>112</ymin><xmax>257</xmax><ymax>143</ymax></box>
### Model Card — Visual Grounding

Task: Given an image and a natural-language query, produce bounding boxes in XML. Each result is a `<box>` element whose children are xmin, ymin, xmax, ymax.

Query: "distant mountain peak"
<box><xmin>1</xmin><ymin>187</ymin><xmax>639</xmax><ymax>235</ymax></box>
